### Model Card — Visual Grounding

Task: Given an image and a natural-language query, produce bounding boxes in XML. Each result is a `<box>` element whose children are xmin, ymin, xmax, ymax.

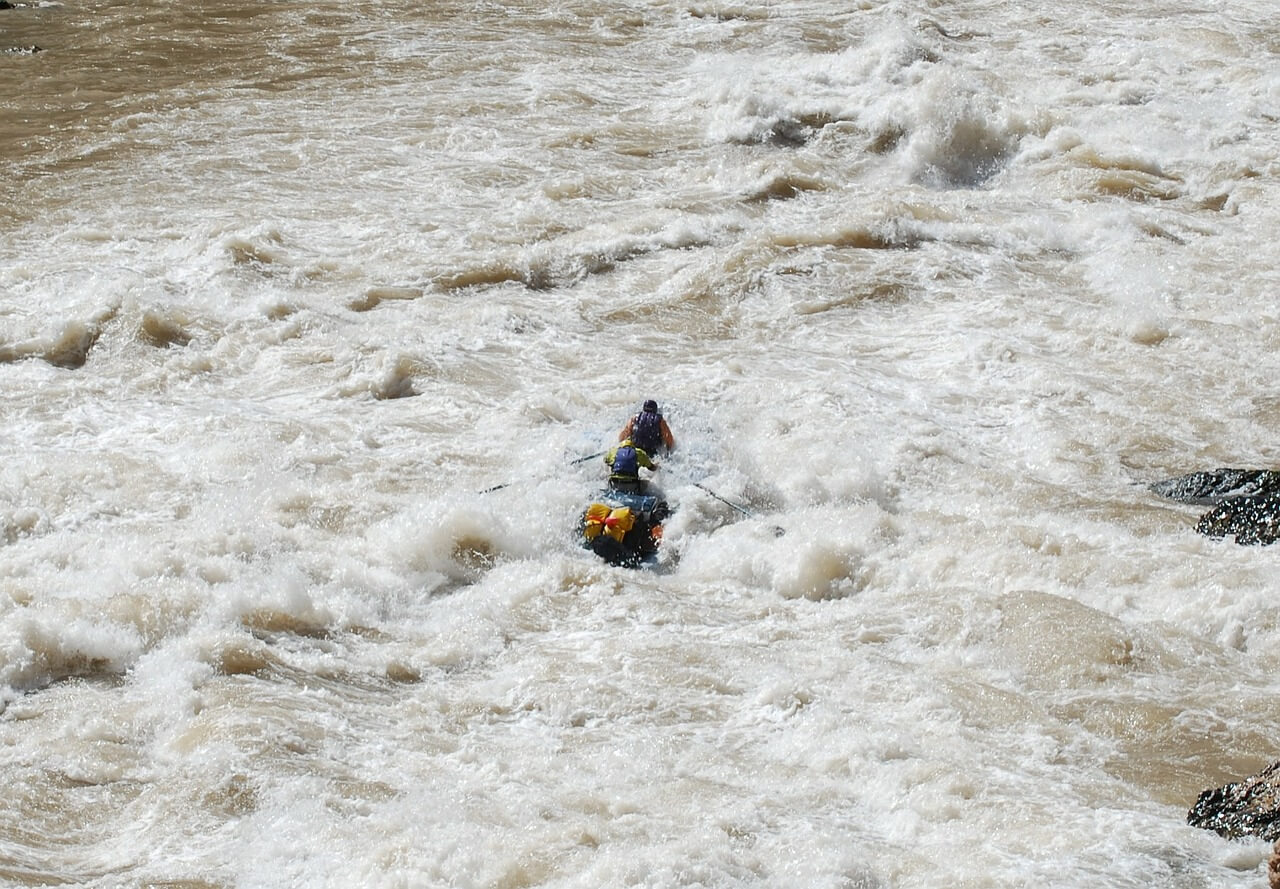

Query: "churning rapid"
<box><xmin>2</xmin><ymin>0</ymin><xmax>1279</xmax><ymax>885</ymax></box>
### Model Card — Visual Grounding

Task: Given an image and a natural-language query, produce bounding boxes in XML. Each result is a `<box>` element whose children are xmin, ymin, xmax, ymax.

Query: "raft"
<box><xmin>577</xmin><ymin>488</ymin><xmax>670</xmax><ymax>568</ymax></box>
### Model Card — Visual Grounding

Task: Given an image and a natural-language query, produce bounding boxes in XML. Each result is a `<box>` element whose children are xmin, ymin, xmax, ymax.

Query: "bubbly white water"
<box><xmin>2</xmin><ymin>0</ymin><xmax>1280</xmax><ymax>885</ymax></box>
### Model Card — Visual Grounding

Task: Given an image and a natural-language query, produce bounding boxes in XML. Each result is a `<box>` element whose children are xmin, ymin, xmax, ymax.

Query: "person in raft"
<box><xmin>618</xmin><ymin>399</ymin><xmax>675</xmax><ymax>455</ymax></box>
<box><xmin>603</xmin><ymin>439</ymin><xmax>659</xmax><ymax>494</ymax></box>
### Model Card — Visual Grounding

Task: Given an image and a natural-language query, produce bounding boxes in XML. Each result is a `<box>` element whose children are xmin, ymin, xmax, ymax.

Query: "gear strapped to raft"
<box><xmin>577</xmin><ymin>489</ymin><xmax>670</xmax><ymax>568</ymax></box>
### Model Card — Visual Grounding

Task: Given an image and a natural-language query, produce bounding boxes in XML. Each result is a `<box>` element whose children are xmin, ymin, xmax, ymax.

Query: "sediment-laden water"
<box><xmin>2</xmin><ymin>0</ymin><xmax>1279</xmax><ymax>885</ymax></box>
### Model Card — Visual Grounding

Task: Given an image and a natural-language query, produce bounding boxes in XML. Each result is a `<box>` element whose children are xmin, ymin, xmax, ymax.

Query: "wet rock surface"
<box><xmin>1151</xmin><ymin>468</ymin><xmax>1280</xmax><ymax>545</ymax></box>
<box><xmin>1197</xmin><ymin>491</ymin><xmax>1280</xmax><ymax>546</ymax></box>
<box><xmin>1150</xmin><ymin>468</ymin><xmax>1280</xmax><ymax>505</ymax></box>
<box><xmin>1187</xmin><ymin>761</ymin><xmax>1280</xmax><ymax>841</ymax></box>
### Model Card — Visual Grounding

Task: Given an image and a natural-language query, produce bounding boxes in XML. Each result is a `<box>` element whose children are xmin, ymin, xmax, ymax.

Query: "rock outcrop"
<box><xmin>1197</xmin><ymin>491</ymin><xmax>1280</xmax><ymax>546</ymax></box>
<box><xmin>1151</xmin><ymin>468</ymin><xmax>1280</xmax><ymax>545</ymax></box>
<box><xmin>1188</xmin><ymin>762</ymin><xmax>1280</xmax><ymax>888</ymax></box>
<box><xmin>1188</xmin><ymin>761</ymin><xmax>1280</xmax><ymax>841</ymax></box>
<box><xmin>1151</xmin><ymin>468</ymin><xmax>1280</xmax><ymax>505</ymax></box>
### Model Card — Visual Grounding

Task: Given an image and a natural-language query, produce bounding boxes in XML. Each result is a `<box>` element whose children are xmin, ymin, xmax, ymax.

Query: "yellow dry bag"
<box><xmin>582</xmin><ymin>503</ymin><xmax>635</xmax><ymax>543</ymax></box>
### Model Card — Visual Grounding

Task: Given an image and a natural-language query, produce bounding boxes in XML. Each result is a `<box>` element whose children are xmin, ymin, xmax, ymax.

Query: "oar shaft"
<box><xmin>692</xmin><ymin>482</ymin><xmax>754</xmax><ymax>518</ymax></box>
<box><xmin>479</xmin><ymin>451</ymin><xmax>606</xmax><ymax>494</ymax></box>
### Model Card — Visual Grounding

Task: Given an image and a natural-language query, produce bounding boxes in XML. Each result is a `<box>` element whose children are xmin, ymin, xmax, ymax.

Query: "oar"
<box><xmin>672</xmin><ymin>473</ymin><xmax>785</xmax><ymax>536</ymax></box>
<box><xmin>691</xmin><ymin>482</ymin><xmax>755</xmax><ymax>518</ymax></box>
<box><xmin>479</xmin><ymin>451</ymin><xmax>605</xmax><ymax>494</ymax></box>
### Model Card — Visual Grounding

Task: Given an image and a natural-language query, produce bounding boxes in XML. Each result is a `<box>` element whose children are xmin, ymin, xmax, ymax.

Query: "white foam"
<box><xmin>1</xmin><ymin>0</ymin><xmax>1278</xmax><ymax>885</ymax></box>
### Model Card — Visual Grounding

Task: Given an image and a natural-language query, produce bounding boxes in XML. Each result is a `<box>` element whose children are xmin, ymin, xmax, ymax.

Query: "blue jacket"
<box><xmin>604</xmin><ymin>442</ymin><xmax>656</xmax><ymax>481</ymax></box>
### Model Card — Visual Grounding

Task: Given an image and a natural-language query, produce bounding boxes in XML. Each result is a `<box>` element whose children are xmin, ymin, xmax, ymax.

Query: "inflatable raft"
<box><xmin>577</xmin><ymin>489</ymin><xmax>670</xmax><ymax>568</ymax></box>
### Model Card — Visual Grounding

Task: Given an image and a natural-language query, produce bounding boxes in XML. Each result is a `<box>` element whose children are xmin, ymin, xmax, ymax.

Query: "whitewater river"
<box><xmin>2</xmin><ymin>0</ymin><xmax>1279</xmax><ymax>885</ymax></box>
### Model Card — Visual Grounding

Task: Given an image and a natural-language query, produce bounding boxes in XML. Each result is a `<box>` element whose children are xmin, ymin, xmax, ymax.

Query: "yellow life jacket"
<box><xmin>581</xmin><ymin>503</ymin><xmax>635</xmax><ymax>543</ymax></box>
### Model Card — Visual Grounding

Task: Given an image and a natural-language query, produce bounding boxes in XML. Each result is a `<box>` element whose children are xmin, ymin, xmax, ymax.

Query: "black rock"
<box><xmin>1150</xmin><ymin>467</ymin><xmax>1280</xmax><ymax>546</ymax></box>
<box><xmin>1197</xmin><ymin>491</ymin><xmax>1280</xmax><ymax>546</ymax></box>
<box><xmin>1188</xmin><ymin>761</ymin><xmax>1280</xmax><ymax>841</ymax></box>
<box><xmin>1150</xmin><ymin>468</ymin><xmax>1280</xmax><ymax>506</ymax></box>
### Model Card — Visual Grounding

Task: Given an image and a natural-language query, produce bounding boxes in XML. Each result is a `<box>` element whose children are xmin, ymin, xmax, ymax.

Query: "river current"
<box><xmin>2</xmin><ymin>0</ymin><xmax>1279</xmax><ymax>886</ymax></box>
